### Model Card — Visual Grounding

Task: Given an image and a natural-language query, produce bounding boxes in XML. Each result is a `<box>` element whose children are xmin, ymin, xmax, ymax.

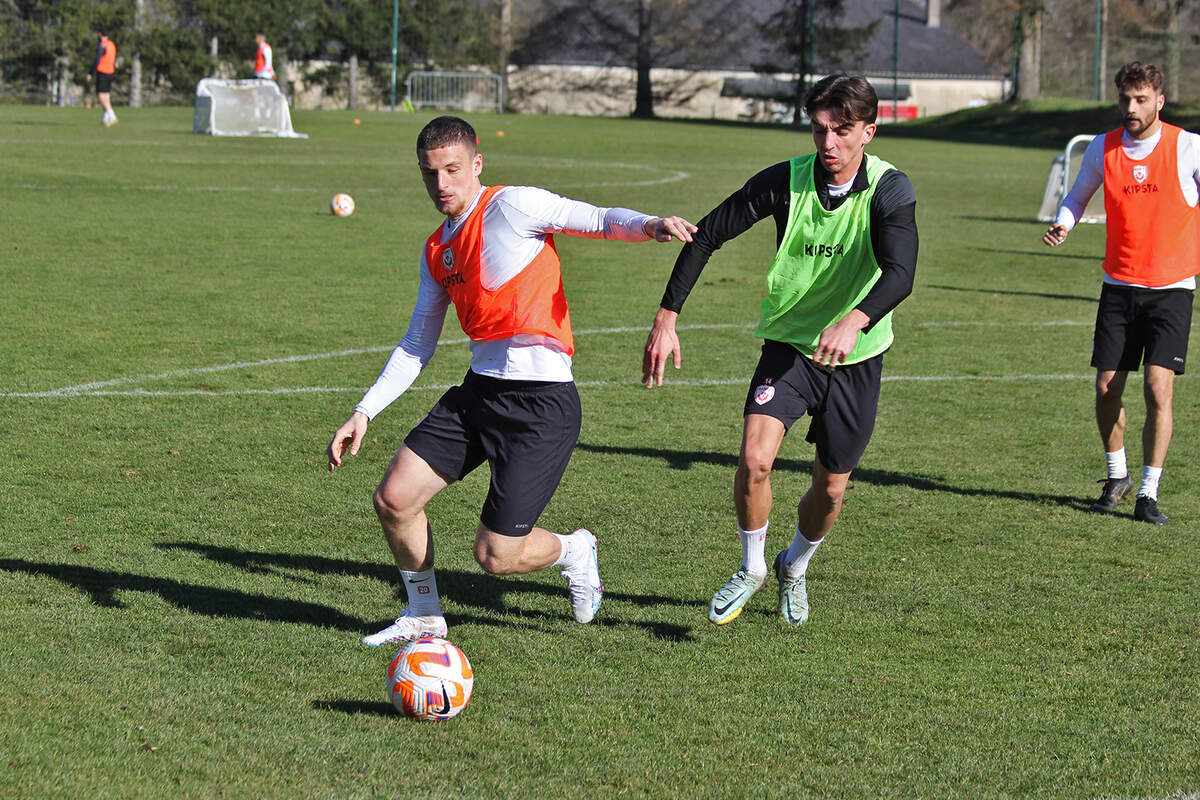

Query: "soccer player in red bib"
<box><xmin>86</xmin><ymin>30</ymin><xmax>118</xmax><ymax>127</ymax></box>
<box><xmin>253</xmin><ymin>34</ymin><xmax>275</xmax><ymax>80</ymax></box>
<box><xmin>1044</xmin><ymin>62</ymin><xmax>1200</xmax><ymax>525</ymax></box>
<box><xmin>328</xmin><ymin>116</ymin><xmax>696</xmax><ymax>645</ymax></box>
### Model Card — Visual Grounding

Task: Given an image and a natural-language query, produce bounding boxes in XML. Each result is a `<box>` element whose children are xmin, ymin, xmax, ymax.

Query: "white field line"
<box><xmin>2</xmin><ymin>373</ymin><xmax>1128</xmax><ymax>399</ymax></box>
<box><xmin>9</xmin><ymin>319</ymin><xmax>1197</xmax><ymax>400</ymax></box>
<box><xmin>3</xmin><ymin>324</ymin><xmax>747</xmax><ymax>399</ymax></box>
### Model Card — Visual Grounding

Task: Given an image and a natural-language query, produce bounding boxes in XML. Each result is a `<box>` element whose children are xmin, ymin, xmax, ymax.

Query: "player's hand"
<box><xmin>645</xmin><ymin>216</ymin><xmax>698</xmax><ymax>243</ymax></box>
<box><xmin>328</xmin><ymin>411</ymin><xmax>368</xmax><ymax>471</ymax></box>
<box><xmin>814</xmin><ymin>310</ymin><xmax>870</xmax><ymax>369</ymax></box>
<box><xmin>643</xmin><ymin>308</ymin><xmax>682</xmax><ymax>388</ymax></box>
<box><xmin>1043</xmin><ymin>223</ymin><xmax>1068</xmax><ymax>247</ymax></box>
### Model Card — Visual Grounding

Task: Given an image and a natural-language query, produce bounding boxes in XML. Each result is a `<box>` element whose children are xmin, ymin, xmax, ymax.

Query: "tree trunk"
<box><xmin>632</xmin><ymin>0</ymin><xmax>654</xmax><ymax>118</ymax></box>
<box><xmin>791</xmin><ymin>0</ymin><xmax>812</xmax><ymax>127</ymax></box>
<box><xmin>348</xmin><ymin>53</ymin><xmax>358</xmax><ymax>110</ymax></box>
<box><xmin>130</xmin><ymin>0</ymin><xmax>144</xmax><ymax>107</ymax></box>
<box><xmin>498</xmin><ymin>0</ymin><xmax>512</xmax><ymax>111</ymax></box>
<box><xmin>1016</xmin><ymin>8</ymin><xmax>1040</xmax><ymax>100</ymax></box>
<box><xmin>1164</xmin><ymin>0</ymin><xmax>1180</xmax><ymax>100</ymax></box>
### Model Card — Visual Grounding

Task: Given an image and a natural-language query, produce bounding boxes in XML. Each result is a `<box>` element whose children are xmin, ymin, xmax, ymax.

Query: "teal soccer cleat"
<box><xmin>708</xmin><ymin>569</ymin><xmax>767</xmax><ymax>625</ymax></box>
<box><xmin>773</xmin><ymin>550</ymin><xmax>810</xmax><ymax>626</ymax></box>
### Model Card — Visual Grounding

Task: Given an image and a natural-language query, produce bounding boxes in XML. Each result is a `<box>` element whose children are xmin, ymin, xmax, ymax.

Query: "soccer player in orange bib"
<box><xmin>328</xmin><ymin>116</ymin><xmax>696</xmax><ymax>645</ymax></box>
<box><xmin>86</xmin><ymin>30</ymin><xmax>118</xmax><ymax>127</ymax></box>
<box><xmin>1044</xmin><ymin>62</ymin><xmax>1200</xmax><ymax>525</ymax></box>
<box><xmin>253</xmin><ymin>34</ymin><xmax>275</xmax><ymax>80</ymax></box>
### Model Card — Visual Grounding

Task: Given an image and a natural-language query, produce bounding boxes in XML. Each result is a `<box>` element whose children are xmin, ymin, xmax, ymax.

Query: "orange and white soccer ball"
<box><xmin>330</xmin><ymin>192</ymin><xmax>355</xmax><ymax>217</ymax></box>
<box><xmin>387</xmin><ymin>635</ymin><xmax>474</xmax><ymax>720</ymax></box>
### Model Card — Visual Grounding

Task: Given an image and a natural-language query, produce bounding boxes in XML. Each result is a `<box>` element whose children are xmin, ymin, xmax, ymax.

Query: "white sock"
<box><xmin>399</xmin><ymin>567</ymin><xmax>442</xmax><ymax>617</ymax></box>
<box><xmin>1105</xmin><ymin>449</ymin><xmax>1128</xmax><ymax>479</ymax></box>
<box><xmin>739</xmin><ymin>523</ymin><xmax>768</xmax><ymax>577</ymax></box>
<box><xmin>552</xmin><ymin>531</ymin><xmax>583</xmax><ymax>569</ymax></box>
<box><xmin>782</xmin><ymin>526</ymin><xmax>823</xmax><ymax>580</ymax></box>
<box><xmin>1138</xmin><ymin>466</ymin><xmax>1162</xmax><ymax>500</ymax></box>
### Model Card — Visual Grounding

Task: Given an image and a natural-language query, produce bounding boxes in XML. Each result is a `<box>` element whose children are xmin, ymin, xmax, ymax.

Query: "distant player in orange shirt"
<box><xmin>327</xmin><ymin>116</ymin><xmax>696</xmax><ymax>645</ymax></box>
<box><xmin>1044</xmin><ymin>62</ymin><xmax>1200</xmax><ymax>525</ymax></box>
<box><xmin>253</xmin><ymin>34</ymin><xmax>275</xmax><ymax>80</ymax></box>
<box><xmin>86</xmin><ymin>30</ymin><xmax>118</xmax><ymax>127</ymax></box>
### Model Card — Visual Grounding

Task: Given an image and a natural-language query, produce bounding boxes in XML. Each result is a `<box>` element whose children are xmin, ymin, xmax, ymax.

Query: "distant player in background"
<box><xmin>328</xmin><ymin>115</ymin><xmax>697</xmax><ymax>646</ymax></box>
<box><xmin>1044</xmin><ymin>62</ymin><xmax>1200</xmax><ymax>525</ymax></box>
<box><xmin>642</xmin><ymin>73</ymin><xmax>918</xmax><ymax>628</ymax></box>
<box><xmin>253</xmin><ymin>34</ymin><xmax>275</xmax><ymax>80</ymax></box>
<box><xmin>86</xmin><ymin>30</ymin><xmax>118</xmax><ymax>127</ymax></box>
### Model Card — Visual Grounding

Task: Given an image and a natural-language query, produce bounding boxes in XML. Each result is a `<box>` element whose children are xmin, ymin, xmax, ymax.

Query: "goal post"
<box><xmin>193</xmin><ymin>78</ymin><xmax>307</xmax><ymax>138</ymax></box>
<box><xmin>1037</xmin><ymin>134</ymin><xmax>1103</xmax><ymax>224</ymax></box>
<box><xmin>404</xmin><ymin>71</ymin><xmax>503</xmax><ymax>114</ymax></box>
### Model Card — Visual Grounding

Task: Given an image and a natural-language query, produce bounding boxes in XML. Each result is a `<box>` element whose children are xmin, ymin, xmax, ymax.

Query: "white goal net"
<box><xmin>193</xmin><ymin>78</ymin><xmax>307</xmax><ymax>138</ymax></box>
<box><xmin>1037</xmin><ymin>134</ymin><xmax>1103</xmax><ymax>224</ymax></box>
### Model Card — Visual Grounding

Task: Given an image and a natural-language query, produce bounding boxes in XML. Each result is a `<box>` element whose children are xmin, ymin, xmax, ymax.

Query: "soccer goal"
<box><xmin>1037</xmin><ymin>134</ymin><xmax>1103</xmax><ymax>223</ymax></box>
<box><xmin>404</xmin><ymin>71</ymin><xmax>503</xmax><ymax>113</ymax></box>
<box><xmin>193</xmin><ymin>78</ymin><xmax>307</xmax><ymax>138</ymax></box>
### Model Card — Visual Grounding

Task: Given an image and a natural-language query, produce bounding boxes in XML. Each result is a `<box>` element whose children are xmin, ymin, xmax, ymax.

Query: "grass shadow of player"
<box><xmin>573</xmin><ymin>442</ymin><xmax>1093</xmax><ymax>513</ymax></box>
<box><xmin>312</xmin><ymin>699</ymin><xmax>395</xmax><ymax>718</ymax></box>
<box><xmin>156</xmin><ymin>542</ymin><xmax>696</xmax><ymax>642</ymax></box>
<box><xmin>0</xmin><ymin>558</ymin><xmax>364</xmax><ymax>630</ymax></box>
<box><xmin>927</xmin><ymin>282</ymin><xmax>1097</xmax><ymax>303</ymax></box>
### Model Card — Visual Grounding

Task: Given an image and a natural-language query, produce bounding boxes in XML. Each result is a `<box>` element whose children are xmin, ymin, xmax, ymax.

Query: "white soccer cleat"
<box><xmin>361</xmin><ymin>613</ymin><xmax>447</xmax><ymax>647</ymax></box>
<box><xmin>561</xmin><ymin>528</ymin><xmax>602</xmax><ymax>624</ymax></box>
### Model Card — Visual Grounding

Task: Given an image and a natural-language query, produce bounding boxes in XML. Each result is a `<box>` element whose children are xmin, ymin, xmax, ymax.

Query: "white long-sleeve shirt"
<box><xmin>355</xmin><ymin>185</ymin><xmax>655</xmax><ymax>420</ymax></box>
<box><xmin>1056</xmin><ymin>126</ymin><xmax>1200</xmax><ymax>290</ymax></box>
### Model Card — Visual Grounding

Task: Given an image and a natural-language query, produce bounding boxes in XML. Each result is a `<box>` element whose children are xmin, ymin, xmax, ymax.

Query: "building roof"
<box><xmin>514</xmin><ymin>0</ymin><xmax>996</xmax><ymax>79</ymax></box>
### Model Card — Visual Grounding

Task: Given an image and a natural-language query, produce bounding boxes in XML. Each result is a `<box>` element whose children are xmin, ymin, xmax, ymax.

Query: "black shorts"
<box><xmin>404</xmin><ymin>371</ymin><xmax>581</xmax><ymax>536</ymax></box>
<box><xmin>744</xmin><ymin>340</ymin><xmax>883</xmax><ymax>474</ymax></box>
<box><xmin>95</xmin><ymin>73</ymin><xmax>114</xmax><ymax>93</ymax></box>
<box><xmin>1092</xmin><ymin>284</ymin><xmax>1193</xmax><ymax>374</ymax></box>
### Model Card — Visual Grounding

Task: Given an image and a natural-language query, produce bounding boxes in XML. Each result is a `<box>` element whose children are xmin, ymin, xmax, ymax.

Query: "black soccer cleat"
<box><xmin>1133</xmin><ymin>495</ymin><xmax>1168</xmax><ymax>525</ymax></box>
<box><xmin>1089</xmin><ymin>475</ymin><xmax>1132</xmax><ymax>513</ymax></box>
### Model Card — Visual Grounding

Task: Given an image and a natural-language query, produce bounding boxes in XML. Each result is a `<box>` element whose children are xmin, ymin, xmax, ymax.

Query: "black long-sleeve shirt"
<box><xmin>660</xmin><ymin>156</ymin><xmax>918</xmax><ymax>331</ymax></box>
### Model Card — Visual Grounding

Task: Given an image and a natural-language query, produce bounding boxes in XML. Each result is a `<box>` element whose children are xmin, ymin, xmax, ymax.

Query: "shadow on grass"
<box><xmin>1</xmin><ymin>549</ymin><xmax>697</xmax><ymax>643</ymax></box>
<box><xmin>313</xmin><ymin>700</ymin><xmax>395</xmax><ymax>717</ymax></box>
<box><xmin>153</xmin><ymin>543</ymin><xmax>697</xmax><ymax>642</ymax></box>
<box><xmin>926</xmin><ymin>283</ymin><xmax>1097</xmax><ymax>304</ymax></box>
<box><xmin>0</xmin><ymin>558</ymin><xmax>364</xmax><ymax>629</ymax></box>
<box><xmin>574</xmin><ymin>442</ymin><xmax>1092</xmax><ymax>512</ymax></box>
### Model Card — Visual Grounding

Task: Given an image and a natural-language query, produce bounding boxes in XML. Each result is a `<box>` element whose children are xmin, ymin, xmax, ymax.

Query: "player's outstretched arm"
<box><xmin>1043</xmin><ymin>223</ymin><xmax>1069</xmax><ymax>247</ymax></box>
<box><xmin>328</xmin><ymin>410</ymin><xmax>368</xmax><ymax>471</ymax></box>
<box><xmin>643</xmin><ymin>307</ymin><xmax>682</xmax><ymax>388</ymax></box>
<box><xmin>643</xmin><ymin>216</ymin><xmax>698</xmax><ymax>243</ymax></box>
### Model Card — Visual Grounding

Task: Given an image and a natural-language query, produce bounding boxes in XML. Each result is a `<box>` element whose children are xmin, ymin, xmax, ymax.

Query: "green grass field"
<box><xmin>1</xmin><ymin>104</ymin><xmax>1198</xmax><ymax>799</ymax></box>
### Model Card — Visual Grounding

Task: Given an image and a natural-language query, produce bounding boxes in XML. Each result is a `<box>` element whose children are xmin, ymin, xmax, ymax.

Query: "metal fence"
<box><xmin>404</xmin><ymin>71</ymin><xmax>503</xmax><ymax>113</ymax></box>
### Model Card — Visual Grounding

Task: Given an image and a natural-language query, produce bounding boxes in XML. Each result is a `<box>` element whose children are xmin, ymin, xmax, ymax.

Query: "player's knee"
<box><xmin>373</xmin><ymin>484</ymin><xmax>418</xmax><ymax>523</ymax></box>
<box><xmin>473</xmin><ymin>542</ymin><xmax>514</xmax><ymax>575</ymax></box>
<box><xmin>738</xmin><ymin>450</ymin><xmax>775</xmax><ymax>484</ymax></box>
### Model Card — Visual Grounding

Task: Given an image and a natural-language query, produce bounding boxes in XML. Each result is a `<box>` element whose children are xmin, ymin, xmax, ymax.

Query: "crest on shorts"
<box><xmin>441</xmin><ymin>247</ymin><xmax>456</xmax><ymax>271</ymax></box>
<box><xmin>1132</xmin><ymin>165</ymin><xmax>1148</xmax><ymax>184</ymax></box>
<box><xmin>753</xmin><ymin>381</ymin><xmax>775</xmax><ymax>405</ymax></box>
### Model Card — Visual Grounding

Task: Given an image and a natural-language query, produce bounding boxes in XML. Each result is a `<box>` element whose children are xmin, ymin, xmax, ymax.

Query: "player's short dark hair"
<box><xmin>1115</xmin><ymin>62</ymin><xmax>1164</xmax><ymax>95</ymax></box>
<box><xmin>804</xmin><ymin>73</ymin><xmax>878</xmax><ymax>125</ymax></box>
<box><xmin>417</xmin><ymin>116</ymin><xmax>477</xmax><ymax>155</ymax></box>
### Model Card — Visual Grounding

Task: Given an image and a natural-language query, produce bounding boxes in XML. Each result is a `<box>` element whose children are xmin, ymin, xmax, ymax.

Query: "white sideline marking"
<box><xmin>2</xmin><ymin>324</ymin><xmax>748</xmax><ymax>399</ymax></box>
<box><xmin>7</xmin><ymin>319</ymin><xmax>1194</xmax><ymax>400</ymax></box>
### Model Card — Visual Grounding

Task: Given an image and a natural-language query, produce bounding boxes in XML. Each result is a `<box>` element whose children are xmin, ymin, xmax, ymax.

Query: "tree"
<box><xmin>753</xmin><ymin>0</ymin><xmax>879</xmax><ymax>125</ymax></box>
<box><xmin>516</xmin><ymin>0</ymin><xmax>747</xmax><ymax>118</ymax></box>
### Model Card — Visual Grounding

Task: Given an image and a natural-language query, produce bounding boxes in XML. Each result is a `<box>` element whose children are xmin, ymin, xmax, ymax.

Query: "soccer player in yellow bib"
<box><xmin>643</xmin><ymin>74</ymin><xmax>918</xmax><ymax>627</ymax></box>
